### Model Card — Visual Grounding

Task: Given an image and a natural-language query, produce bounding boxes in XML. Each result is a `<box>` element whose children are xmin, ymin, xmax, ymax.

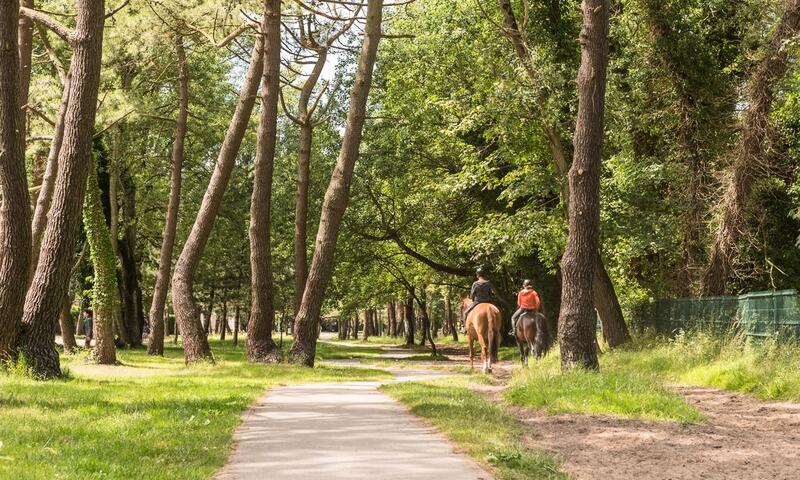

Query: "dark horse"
<box><xmin>514</xmin><ymin>310</ymin><xmax>553</xmax><ymax>366</ymax></box>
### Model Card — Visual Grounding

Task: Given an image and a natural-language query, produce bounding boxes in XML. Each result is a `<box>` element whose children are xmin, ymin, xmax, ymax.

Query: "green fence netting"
<box><xmin>632</xmin><ymin>289</ymin><xmax>800</xmax><ymax>339</ymax></box>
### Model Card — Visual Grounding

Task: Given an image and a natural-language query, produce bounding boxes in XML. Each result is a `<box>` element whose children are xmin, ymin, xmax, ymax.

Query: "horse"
<box><xmin>514</xmin><ymin>310</ymin><xmax>553</xmax><ymax>366</ymax></box>
<box><xmin>461</xmin><ymin>298</ymin><xmax>502</xmax><ymax>374</ymax></box>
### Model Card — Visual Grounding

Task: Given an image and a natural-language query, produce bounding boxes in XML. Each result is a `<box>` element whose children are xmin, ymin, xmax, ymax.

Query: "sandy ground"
<box><xmin>215</xmin><ymin>366</ymin><xmax>491</xmax><ymax>480</ymax></box>
<box><xmin>518</xmin><ymin>385</ymin><xmax>800</xmax><ymax>480</ymax></box>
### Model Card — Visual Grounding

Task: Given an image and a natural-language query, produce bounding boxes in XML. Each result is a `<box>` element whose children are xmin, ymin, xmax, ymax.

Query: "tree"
<box><xmin>0</xmin><ymin>0</ymin><xmax>32</xmax><ymax>361</ymax></box>
<box><xmin>83</xmin><ymin>158</ymin><xmax>117</xmax><ymax>365</ymax></box>
<box><xmin>171</xmin><ymin>29</ymin><xmax>263</xmax><ymax>364</ymax></box>
<box><xmin>496</xmin><ymin>0</ymin><xmax>630</xmax><ymax>347</ymax></box>
<box><xmin>248</xmin><ymin>0</ymin><xmax>283</xmax><ymax>363</ymax></box>
<box><xmin>148</xmin><ymin>33</ymin><xmax>189</xmax><ymax>356</ymax></box>
<box><xmin>702</xmin><ymin>0</ymin><xmax>800</xmax><ymax>295</ymax></box>
<box><xmin>20</xmin><ymin>0</ymin><xmax>105</xmax><ymax>378</ymax></box>
<box><xmin>558</xmin><ymin>0</ymin><xmax>610</xmax><ymax>371</ymax></box>
<box><xmin>289</xmin><ymin>0</ymin><xmax>385</xmax><ymax>366</ymax></box>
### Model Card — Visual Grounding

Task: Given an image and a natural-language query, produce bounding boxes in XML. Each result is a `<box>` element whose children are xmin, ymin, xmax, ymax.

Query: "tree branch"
<box><xmin>20</xmin><ymin>7</ymin><xmax>73</xmax><ymax>44</ymax></box>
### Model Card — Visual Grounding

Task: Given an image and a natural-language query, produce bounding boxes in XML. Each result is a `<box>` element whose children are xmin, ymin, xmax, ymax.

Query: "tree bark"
<box><xmin>248</xmin><ymin>2</ymin><xmax>282</xmax><ymax>363</ymax></box>
<box><xmin>58</xmin><ymin>292</ymin><xmax>77</xmax><ymax>352</ymax></box>
<box><xmin>291</xmin><ymin>51</ymin><xmax>327</xmax><ymax>316</ymax></box>
<box><xmin>220</xmin><ymin>297</ymin><xmax>228</xmax><ymax>341</ymax></box>
<box><xmin>404</xmin><ymin>290</ymin><xmax>415</xmax><ymax>347</ymax></box>
<box><xmin>0</xmin><ymin>0</ymin><xmax>32</xmax><ymax>361</ymax></box>
<box><xmin>148</xmin><ymin>33</ymin><xmax>189</xmax><ymax>355</ymax></box>
<box><xmin>118</xmin><ymin>167</ymin><xmax>142</xmax><ymax>347</ymax></box>
<box><xmin>171</xmin><ymin>31</ymin><xmax>263</xmax><ymax>364</ymax></box>
<box><xmin>30</xmin><ymin>74</ymin><xmax>70</xmax><ymax>279</ymax></box>
<box><xmin>18</xmin><ymin>0</ymin><xmax>33</xmax><ymax>144</ymax></box>
<box><xmin>702</xmin><ymin>0</ymin><xmax>800</xmax><ymax>296</ymax></box>
<box><xmin>444</xmin><ymin>290</ymin><xmax>458</xmax><ymax>342</ymax></box>
<box><xmin>558</xmin><ymin>0</ymin><xmax>609</xmax><ymax>370</ymax></box>
<box><xmin>233</xmin><ymin>304</ymin><xmax>240</xmax><ymax>346</ymax></box>
<box><xmin>20</xmin><ymin>0</ymin><xmax>104</xmax><ymax>378</ymax></box>
<box><xmin>288</xmin><ymin>0</ymin><xmax>384</xmax><ymax>366</ymax></box>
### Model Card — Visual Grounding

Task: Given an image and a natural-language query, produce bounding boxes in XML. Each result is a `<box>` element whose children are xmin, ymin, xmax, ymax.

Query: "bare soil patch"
<box><xmin>518</xmin><ymin>386</ymin><xmax>800</xmax><ymax>480</ymax></box>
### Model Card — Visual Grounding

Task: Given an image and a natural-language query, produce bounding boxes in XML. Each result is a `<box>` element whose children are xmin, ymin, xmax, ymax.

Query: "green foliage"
<box><xmin>83</xmin><ymin>158</ymin><xmax>118</xmax><ymax>333</ymax></box>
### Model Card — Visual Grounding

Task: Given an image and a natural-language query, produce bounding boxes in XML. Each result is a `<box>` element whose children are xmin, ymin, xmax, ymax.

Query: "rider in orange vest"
<box><xmin>510</xmin><ymin>279</ymin><xmax>540</xmax><ymax>334</ymax></box>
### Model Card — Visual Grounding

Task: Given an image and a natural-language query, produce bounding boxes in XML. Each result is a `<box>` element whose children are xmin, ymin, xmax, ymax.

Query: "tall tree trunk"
<box><xmin>30</xmin><ymin>71</ymin><xmax>70</xmax><ymax>274</ymax></box>
<box><xmin>20</xmin><ymin>0</ymin><xmax>105</xmax><ymax>378</ymax></box>
<box><xmin>292</xmin><ymin>50</ymin><xmax>327</xmax><ymax>316</ymax></box>
<box><xmin>148</xmin><ymin>33</ymin><xmax>188</xmax><ymax>355</ymax></box>
<box><xmin>387</xmin><ymin>302</ymin><xmax>395</xmax><ymax>337</ymax></box>
<box><xmin>18</xmin><ymin>0</ymin><xmax>33</xmax><ymax>144</ymax></box>
<box><xmin>558</xmin><ymin>0</ymin><xmax>609</xmax><ymax>370</ymax></box>
<box><xmin>220</xmin><ymin>297</ymin><xmax>228</xmax><ymax>341</ymax></box>
<box><xmin>0</xmin><ymin>0</ymin><xmax>32</xmax><ymax>361</ymax></box>
<box><xmin>444</xmin><ymin>290</ymin><xmax>458</xmax><ymax>342</ymax></box>
<box><xmin>58</xmin><ymin>292</ymin><xmax>77</xmax><ymax>352</ymax></box>
<box><xmin>172</xmin><ymin>33</ymin><xmax>264</xmax><ymax>364</ymax></box>
<box><xmin>499</xmin><ymin>0</ymin><xmax>629</xmax><ymax>347</ymax></box>
<box><xmin>83</xmin><ymin>159</ymin><xmax>117</xmax><ymax>365</ymax></box>
<box><xmin>233</xmin><ymin>304</ymin><xmax>240</xmax><ymax>346</ymax></box>
<box><xmin>702</xmin><ymin>0</ymin><xmax>800</xmax><ymax>296</ymax></box>
<box><xmin>404</xmin><ymin>290</ymin><xmax>415</xmax><ymax>347</ymax></box>
<box><xmin>118</xmin><ymin>168</ymin><xmax>141</xmax><ymax>346</ymax></box>
<box><xmin>289</xmin><ymin>0</ymin><xmax>384</xmax><ymax>366</ymax></box>
<box><xmin>351</xmin><ymin>315</ymin><xmax>359</xmax><ymax>340</ymax></box>
<box><xmin>248</xmin><ymin>2</ymin><xmax>282</xmax><ymax>363</ymax></box>
<box><xmin>363</xmin><ymin>309</ymin><xmax>371</xmax><ymax>340</ymax></box>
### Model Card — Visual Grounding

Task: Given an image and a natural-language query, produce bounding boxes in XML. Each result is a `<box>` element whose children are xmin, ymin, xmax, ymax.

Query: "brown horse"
<box><xmin>514</xmin><ymin>310</ymin><xmax>553</xmax><ymax>366</ymax></box>
<box><xmin>461</xmin><ymin>298</ymin><xmax>502</xmax><ymax>373</ymax></box>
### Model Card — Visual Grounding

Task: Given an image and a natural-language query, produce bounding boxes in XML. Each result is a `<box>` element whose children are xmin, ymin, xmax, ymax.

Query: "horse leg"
<box><xmin>486</xmin><ymin>327</ymin><xmax>495</xmax><ymax>374</ymax></box>
<box><xmin>517</xmin><ymin>340</ymin><xmax>526</xmax><ymax>367</ymax></box>
<box><xmin>476</xmin><ymin>331</ymin><xmax>488</xmax><ymax>374</ymax></box>
<box><xmin>468</xmin><ymin>334</ymin><xmax>475</xmax><ymax>370</ymax></box>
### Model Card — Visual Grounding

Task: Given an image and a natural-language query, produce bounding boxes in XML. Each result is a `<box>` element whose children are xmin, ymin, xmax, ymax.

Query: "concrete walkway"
<box><xmin>216</xmin><ymin>367</ymin><xmax>491</xmax><ymax>480</ymax></box>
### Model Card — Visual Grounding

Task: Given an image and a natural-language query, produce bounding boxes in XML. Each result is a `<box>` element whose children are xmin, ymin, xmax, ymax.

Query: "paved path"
<box><xmin>216</xmin><ymin>366</ymin><xmax>491</xmax><ymax>480</ymax></box>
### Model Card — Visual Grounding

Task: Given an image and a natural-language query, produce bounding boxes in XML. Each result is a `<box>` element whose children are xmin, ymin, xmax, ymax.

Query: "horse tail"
<box><xmin>535</xmin><ymin>312</ymin><xmax>553</xmax><ymax>356</ymax></box>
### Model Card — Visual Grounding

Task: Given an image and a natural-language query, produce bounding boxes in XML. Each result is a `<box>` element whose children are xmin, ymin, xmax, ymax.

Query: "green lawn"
<box><xmin>381</xmin><ymin>376</ymin><xmax>566</xmax><ymax>480</ymax></box>
<box><xmin>0</xmin><ymin>338</ymin><xmax>390</xmax><ymax>480</ymax></box>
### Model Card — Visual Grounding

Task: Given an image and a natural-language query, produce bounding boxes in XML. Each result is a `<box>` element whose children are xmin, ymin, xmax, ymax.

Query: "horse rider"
<box><xmin>509</xmin><ymin>279</ymin><xmax>541</xmax><ymax>334</ymax></box>
<box><xmin>463</xmin><ymin>267</ymin><xmax>497</xmax><ymax>321</ymax></box>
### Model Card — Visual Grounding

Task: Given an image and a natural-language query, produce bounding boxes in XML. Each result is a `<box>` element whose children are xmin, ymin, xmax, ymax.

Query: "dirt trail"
<box><xmin>520</xmin><ymin>386</ymin><xmax>800</xmax><ymax>480</ymax></box>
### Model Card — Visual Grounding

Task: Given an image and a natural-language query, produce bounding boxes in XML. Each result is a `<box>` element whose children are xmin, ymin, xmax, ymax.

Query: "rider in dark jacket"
<box><xmin>464</xmin><ymin>267</ymin><xmax>495</xmax><ymax>318</ymax></box>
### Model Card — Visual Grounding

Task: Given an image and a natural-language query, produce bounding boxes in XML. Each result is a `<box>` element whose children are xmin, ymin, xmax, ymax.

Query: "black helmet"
<box><xmin>475</xmin><ymin>267</ymin><xmax>487</xmax><ymax>277</ymax></box>
<box><xmin>523</xmin><ymin>279</ymin><xmax>533</xmax><ymax>288</ymax></box>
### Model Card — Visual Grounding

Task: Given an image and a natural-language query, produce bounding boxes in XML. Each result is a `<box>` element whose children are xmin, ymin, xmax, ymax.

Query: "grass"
<box><xmin>0</xmin><ymin>338</ymin><xmax>390</xmax><ymax>480</ymax></box>
<box><xmin>505</xmin><ymin>351</ymin><xmax>703</xmax><ymax>423</ymax></box>
<box><xmin>506</xmin><ymin>331</ymin><xmax>800</xmax><ymax>421</ymax></box>
<box><xmin>611</xmin><ymin>331</ymin><xmax>800</xmax><ymax>401</ymax></box>
<box><xmin>381</xmin><ymin>376</ymin><xmax>566</xmax><ymax>480</ymax></box>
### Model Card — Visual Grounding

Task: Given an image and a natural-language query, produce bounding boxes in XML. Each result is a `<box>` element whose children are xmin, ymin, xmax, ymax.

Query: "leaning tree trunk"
<box><xmin>558</xmin><ymin>0</ymin><xmax>610</xmax><ymax>371</ymax></box>
<box><xmin>288</xmin><ymin>0</ymin><xmax>384</xmax><ymax>366</ymax></box>
<box><xmin>30</xmin><ymin>71</ymin><xmax>70</xmax><ymax>277</ymax></box>
<box><xmin>20</xmin><ymin>0</ymin><xmax>105</xmax><ymax>378</ymax></box>
<box><xmin>498</xmin><ymin>0</ymin><xmax>629</xmax><ymax>347</ymax></box>
<box><xmin>248</xmin><ymin>2</ymin><xmax>283</xmax><ymax>363</ymax></box>
<box><xmin>292</xmin><ymin>51</ymin><xmax>327</xmax><ymax>316</ymax></box>
<box><xmin>148</xmin><ymin>33</ymin><xmax>189</xmax><ymax>355</ymax></box>
<box><xmin>171</xmin><ymin>33</ymin><xmax>264</xmax><ymax>364</ymax></box>
<box><xmin>0</xmin><ymin>0</ymin><xmax>32</xmax><ymax>360</ymax></box>
<box><xmin>83</xmin><ymin>159</ymin><xmax>117</xmax><ymax>365</ymax></box>
<box><xmin>702</xmin><ymin>0</ymin><xmax>800</xmax><ymax>296</ymax></box>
